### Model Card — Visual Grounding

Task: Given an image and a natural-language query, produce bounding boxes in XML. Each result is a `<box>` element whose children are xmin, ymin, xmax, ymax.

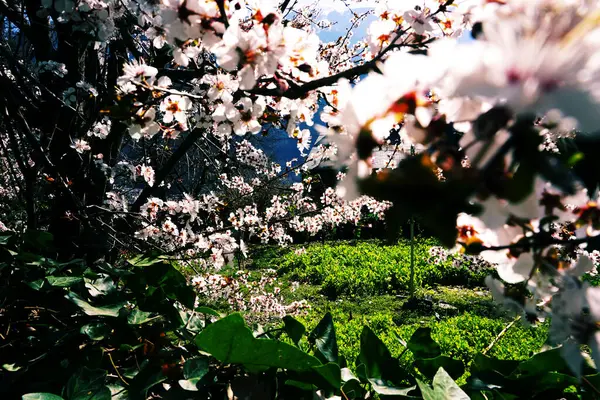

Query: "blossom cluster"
<box><xmin>322</xmin><ymin>0</ymin><xmax>600</xmax><ymax>375</ymax></box>
<box><xmin>191</xmin><ymin>269</ymin><xmax>309</xmax><ymax>324</ymax></box>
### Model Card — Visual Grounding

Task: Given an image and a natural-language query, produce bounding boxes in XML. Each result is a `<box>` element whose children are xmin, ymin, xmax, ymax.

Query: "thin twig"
<box><xmin>108</xmin><ymin>352</ymin><xmax>129</xmax><ymax>386</ymax></box>
<box><xmin>483</xmin><ymin>316</ymin><xmax>521</xmax><ymax>355</ymax></box>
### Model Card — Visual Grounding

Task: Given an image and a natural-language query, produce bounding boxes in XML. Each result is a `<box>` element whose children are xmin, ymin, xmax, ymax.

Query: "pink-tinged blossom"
<box><xmin>71</xmin><ymin>139</ymin><xmax>91</xmax><ymax>153</ymax></box>
<box><xmin>117</xmin><ymin>60</ymin><xmax>158</xmax><ymax>93</ymax></box>
<box><xmin>129</xmin><ymin>108</ymin><xmax>161</xmax><ymax>141</ymax></box>
<box><xmin>214</xmin><ymin>22</ymin><xmax>284</xmax><ymax>90</ymax></box>
<box><xmin>159</xmin><ymin>95</ymin><xmax>192</xmax><ymax>129</ymax></box>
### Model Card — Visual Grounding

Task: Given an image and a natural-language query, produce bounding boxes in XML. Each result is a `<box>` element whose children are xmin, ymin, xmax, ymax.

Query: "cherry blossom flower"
<box><xmin>159</xmin><ymin>95</ymin><xmax>192</xmax><ymax>129</ymax></box>
<box><xmin>129</xmin><ymin>108</ymin><xmax>161</xmax><ymax>140</ymax></box>
<box><xmin>71</xmin><ymin>139</ymin><xmax>91</xmax><ymax>153</ymax></box>
<box><xmin>117</xmin><ymin>60</ymin><xmax>158</xmax><ymax>93</ymax></box>
<box><xmin>214</xmin><ymin>22</ymin><xmax>284</xmax><ymax>90</ymax></box>
<box><xmin>202</xmin><ymin>73</ymin><xmax>239</xmax><ymax>103</ymax></box>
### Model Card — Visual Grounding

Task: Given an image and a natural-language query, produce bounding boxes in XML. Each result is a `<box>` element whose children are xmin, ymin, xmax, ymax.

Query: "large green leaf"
<box><xmin>511</xmin><ymin>348</ymin><xmax>570</xmax><ymax>378</ymax></box>
<box><xmin>312</xmin><ymin>362</ymin><xmax>342</xmax><ymax>390</ymax></box>
<box><xmin>64</xmin><ymin>368</ymin><xmax>111</xmax><ymax>400</ymax></box>
<box><xmin>470</xmin><ymin>353</ymin><xmax>519</xmax><ymax>386</ymax></box>
<box><xmin>66</xmin><ymin>293</ymin><xmax>124</xmax><ymax>317</ymax></box>
<box><xmin>415</xmin><ymin>356</ymin><xmax>464</xmax><ymax>380</ymax></box>
<box><xmin>308</xmin><ymin>312</ymin><xmax>338</xmax><ymax>363</ymax></box>
<box><xmin>417</xmin><ymin>368</ymin><xmax>469</xmax><ymax>400</ymax></box>
<box><xmin>283</xmin><ymin>315</ymin><xmax>306</xmax><ymax>346</ymax></box>
<box><xmin>46</xmin><ymin>276</ymin><xmax>83</xmax><ymax>287</ymax></box>
<box><xmin>22</xmin><ymin>394</ymin><xmax>64</xmax><ymax>400</ymax></box>
<box><xmin>357</xmin><ymin>326</ymin><xmax>406</xmax><ymax>386</ymax></box>
<box><xmin>196</xmin><ymin>313</ymin><xmax>321</xmax><ymax>372</ymax></box>
<box><xmin>178</xmin><ymin>357</ymin><xmax>209</xmax><ymax>391</ymax></box>
<box><xmin>408</xmin><ymin>328</ymin><xmax>441</xmax><ymax>360</ymax></box>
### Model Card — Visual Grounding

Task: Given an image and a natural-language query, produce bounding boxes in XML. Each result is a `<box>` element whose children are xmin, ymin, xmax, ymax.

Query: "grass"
<box><xmin>249</xmin><ymin>240</ymin><xmax>549</xmax><ymax>384</ymax></box>
<box><xmin>253</xmin><ymin>238</ymin><xmax>494</xmax><ymax>299</ymax></box>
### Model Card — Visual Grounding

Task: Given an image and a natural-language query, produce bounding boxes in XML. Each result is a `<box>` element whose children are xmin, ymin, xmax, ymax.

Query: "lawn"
<box><xmin>246</xmin><ymin>239</ymin><xmax>549</xmax><ymax>384</ymax></box>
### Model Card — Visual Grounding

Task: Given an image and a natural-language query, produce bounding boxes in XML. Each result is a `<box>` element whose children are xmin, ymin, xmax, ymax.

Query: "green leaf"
<box><xmin>128</xmin><ymin>262</ymin><xmax>196</xmax><ymax>309</ymax></box>
<box><xmin>66</xmin><ymin>292</ymin><xmax>124</xmax><ymax>317</ymax></box>
<box><xmin>65</xmin><ymin>368</ymin><xmax>111</xmax><ymax>400</ymax></box>
<box><xmin>512</xmin><ymin>348</ymin><xmax>570</xmax><ymax>377</ymax></box>
<box><xmin>417</xmin><ymin>368</ymin><xmax>469</xmax><ymax>400</ymax></box>
<box><xmin>415</xmin><ymin>356</ymin><xmax>464</xmax><ymax>380</ymax></box>
<box><xmin>3</xmin><ymin>363</ymin><xmax>22</xmax><ymax>372</ymax></box>
<box><xmin>471</xmin><ymin>353</ymin><xmax>519</xmax><ymax>384</ymax></box>
<box><xmin>196</xmin><ymin>313</ymin><xmax>320</xmax><ymax>372</ymax></box>
<box><xmin>308</xmin><ymin>312</ymin><xmax>338</xmax><ymax>363</ymax></box>
<box><xmin>179</xmin><ymin>357</ymin><xmax>209</xmax><ymax>391</ymax></box>
<box><xmin>370</xmin><ymin>380</ymin><xmax>416</xmax><ymax>396</ymax></box>
<box><xmin>129</xmin><ymin>365</ymin><xmax>166</xmax><ymax>398</ymax></box>
<box><xmin>22</xmin><ymin>230</ymin><xmax>54</xmax><ymax>249</ymax></box>
<box><xmin>80</xmin><ymin>322</ymin><xmax>111</xmax><ymax>341</ymax></box>
<box><xmin>0</xmin><ymin>233</ymin><xmax>12</xmax><ymax>245</ymax></box>
<box><xmin>342</xmin><ymin>383</ymin><xmax>364</xmax><ymax>399</ymax></box>
<box><xmin>27</xmin><ymin>279</ymin><xmax>46</xmax><ymax>291</ymax></box>
<box><xmin>22</xmin><ymin>394</ymin><xmax>64</xmax><ymax>400</ymax></box>
<box><xmin>195</xmin><ymin>306</ymin><xmax>220</xmax><ymax>317</ymax></box>
<box><xmin>311</xmin><ymin>362</ymin><xmax>342</xmax><ymax>390</ymax></box>
<box><xmin>127</xmin><ymin>252</ymin><xmax>165</xmax><ymax>267</ymax></box>
<box><xmin>408</xmin><ymin>328</ymin><xmax>441</xmax><ymax>359</ymax></box>
<box><xmin>357</xmin><ymin>326</ymin><xmax>406</xmax><ymax>385</ymax></box>
<box><xmin>47</xmin><ymin>276</ymin><xmax>82</xmax><ymax>287</ymax></box>
<box><xmin>283</xmin><ymin>315</ymin><xmax>306</xmax><ymax>345</ymax></box>
<box><xmin>184</xmin><ymin>357</ymin><xmax>209</xmax><ymax>380</ymax></box>
<box><xmin>85</xmin><ymin>275</ymin><xmax>115</xmax><ymax>297</ymax></box>
<box><xmin>127</xmin><ymin>309</ymin><xmax>157</xmax><ymax>325</ymax></box>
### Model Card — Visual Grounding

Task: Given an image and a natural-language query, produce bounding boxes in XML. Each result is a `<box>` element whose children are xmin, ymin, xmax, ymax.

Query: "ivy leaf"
<box><xmin>196</xmin><ymin>313</ymin><xmax>321</xmax><ymax>372</ymax></box>
<box><xmin>46</xmin><ymin>276</ymin><xmax>82</xmax><ymax>287</ymax></box>
<box><xmin>27</xmin><ymin>279</ymin><xmax>46</xmax><ymax>291</ymax></box>
<box><xmin>408</xmin><ymin>328</ymin><xmax>441</xmax><ymax>359</ymax></box>
<box><xmin>415</xmin><ymin>356</ymin><xmax>465</xmax><ymax>380</ymax></box>
<box><xmin>85</xmin><ymin>275</ymin><xmax>115</xmax><ymax>297</ymax></box>
<box><xmin>64</xmin><ymin>368</ymin><xmax>111</xmax><ymax>400</ymax></box>
<box><xmin>80</xmin><ymin>322</ymin><xmax>111</xmax><ymax>341</ymax></box>
<box><xmin>66</xmin><ymin>292</ymin><xmax>124</xmax><ymax>317</ymax></box>
<box><xmin>127</xmin><ymin>309</ymin><xmax>157</xmax><ymax>325</ymax></box>
<box><xmin>417</xmin><ymin>367</ymin><xmax>469</xmax><ymax>400</ymax></box>
<box><xmin>22</xmin><ymin>394</ymin><xmax>64</xmax><ymax>400</ymax></box>
<box><xmin>283</xmin><ymin>316</ymin><xmax>305</xmax><ymax>345</ymax></box>
<box><xmin>308</xmin><ymin>312</ymin><xmax>338</xmax><ymax>363</ymax></box>
<box><xmin>178</xmin><ymin>357</ymin><xmax>209</xmax><ymax>391</ymax></box>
